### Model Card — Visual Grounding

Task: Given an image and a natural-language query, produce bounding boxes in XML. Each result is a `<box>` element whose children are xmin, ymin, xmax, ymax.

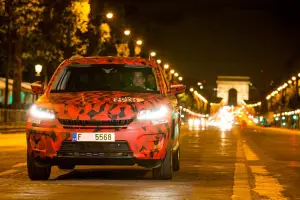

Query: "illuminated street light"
<box><xmin>200</xmin><ymin>85</ymin><xmax>203</xmax><ymax>89</ymax></box>
<box><xmin>124</xmin><ymin>29</ymin><xmax>131</xmax><ymax>36</ymax></box>
<box><xmin>150</xmin><ymin>52</ymin><xmax>156</xmax><ymax>57</ymax></box>
<box><xmin>197</xmin><ymin>82</ymin><xmax>202</xmax><ymax>86</ymax></box>
<box><xmin>106</xmin><ymin>12</ymin><xmax>113</xmax><ymax>19</ymax></box>
<box><xmin>35</xmin><ymin>64</ymin><xmax>42</xmax><ymax>76</ymax></box>
<box><xmin>170</xmin><ymin>69</ymin><xmax>175</xmax><ymax>74</ymax></box>
<box><xmin>190</xmin><ymin>88</ymin><xmax>194</xmax><ymax>92</ymax></box>
<box><xmin>288</xmin><ymin>80</ymin><xmax>292</xmax><ymax>84</ymax></box>
<box><xmin>157</xmin><ymin>59</ymin><xmax>161</xmax><ymax>64</ymax></box>
<box><xmin>164</xmin><ymin>64</ymin><xmax>169</xmax><ymax>69</ymax></box>
<box><xmin>298</xmin><ymin>73</ymin><xmax>300</xmax><ymax>77</ymax></box>
<box><xmin>174</xmin><ymin>72</ymin><xmax>179</xmax><ymax>77</ymax></box>
<box><xmin>292</xmin><ymin>76</ymin><xmax>296</xmax><ymax>81</ymax></box>
<box><xmin>178</xmin><ymin>77</ymin><xmax>183</xmax><ymax>81</ymax></box>
<box><xmin>136</xmin><ymin>40</ymin><xmax>143</xmax><ymax>45</ymax></box>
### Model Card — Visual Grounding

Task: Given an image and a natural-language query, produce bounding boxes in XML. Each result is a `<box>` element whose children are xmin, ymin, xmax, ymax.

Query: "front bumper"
<box><xmin>26</xmin><ymin>119</ymin><xmax>172</xmax><ymax>163</ymax></box>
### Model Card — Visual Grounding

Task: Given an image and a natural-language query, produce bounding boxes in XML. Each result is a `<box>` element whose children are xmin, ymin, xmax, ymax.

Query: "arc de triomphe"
<box><xmin>216</xmin><ymin>76</ymin><xmax>250</xmax><ymax>106</ymax></box>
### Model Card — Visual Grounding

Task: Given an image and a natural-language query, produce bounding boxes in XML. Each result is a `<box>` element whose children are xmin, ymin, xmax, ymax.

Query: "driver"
<box><xmin>132</xmin><ymin>71</ymin><xmax>153</xmax><ymax>91</ymax></box>
<box><xmin>133</xmin><ymin>71</ymin><xmax>146</xmax><ymax>88</ymax></box>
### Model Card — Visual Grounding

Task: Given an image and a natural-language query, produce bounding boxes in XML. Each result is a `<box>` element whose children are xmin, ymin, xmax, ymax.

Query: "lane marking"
<box><xmin>0</xmin><ymin>169</ymin><xmax>18</xmax><ymax>176</ymax></box>
<box><xmin>250</xmin><ymin>166</ymin><xmax>287</xmax><ymax>200</ymax></box>
<box><xmin>12</xmin><ymin>163</ymin><xmax>27</xmax><ymax>168</ymax></box>
<box><xmin>232</xmin><ymin>140</ymin><xmax>251</xmax><ymax>200</ymax></box>
<box><xmin>243</xmin><ymin>142</ymin><xmax>259</xmax><ymax>161</ymax></box>
<box><xmin>243</xmin><ymin>141</ymin><xmax>287</xmax><ymax>199</ymax></box>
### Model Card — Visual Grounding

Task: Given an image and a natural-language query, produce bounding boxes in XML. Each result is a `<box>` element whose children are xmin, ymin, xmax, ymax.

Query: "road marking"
<box><xmin>242</xmin><ymin>141</ymin><xmax>287</xmax><ymax>199</ymax></box>
<box><xmin>232</xmin><ymin>140</ymin><xmax>251</xmax><ymax>200</ymax></box>
<box><xmin>0</xmin><ymin>169</ymin><xmax>18</xmax><ymax>176</ymax></box>
<box><xmin>12</xmin><ymin>163</ymin><xmax>27</xmax><ymax>168</ymax></box>
<box><xmin>243</xmin><ymin>142</ymin><xmax>259</xmax><ymax>161</ymax></box>
<box><xmin>250</xmin><ymin>166</ymin><xmax>287</xmax><ymax>200</ymax></box>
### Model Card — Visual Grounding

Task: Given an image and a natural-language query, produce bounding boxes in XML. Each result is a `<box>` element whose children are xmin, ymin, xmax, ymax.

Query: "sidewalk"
<box><xmin>246</xmin><ymin>125</ymin><xmax>300</xmax><ymax>135</ymax></box>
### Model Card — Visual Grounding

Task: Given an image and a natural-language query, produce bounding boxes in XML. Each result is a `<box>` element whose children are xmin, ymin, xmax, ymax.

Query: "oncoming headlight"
<box><xmin>137</xmin><ymin>106</ymin><xmax>168</xmax><ymax>120</ymax></box>
<box><xmin>30</xmin><ymin>105</ymin><xmax>55</xmax><ymax>120</ymax></box>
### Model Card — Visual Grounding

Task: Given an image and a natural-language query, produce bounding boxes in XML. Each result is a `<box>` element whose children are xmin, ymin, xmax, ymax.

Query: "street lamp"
<box><xmin>157</xmin><ymin>59</ymin><xmax>161</xmax><ymax>64</ymax></box>
<box><xmin>200</xmin><ymin>85</ymin><xmax>203</xmax><ymax>89</ymax></box>
<box><xmin>197</xmin><ymin>82</ymin><xmax>202</xmax><ymax>86</ymax></box>
<box><xmin>106</xmin><ymin>12</ymin><xmax>113</xmax><ymax>19</ymax></box>
<box><xmin>124</xmin><ymin>29</ymin><xmax>131</xmax><ymax>36</ymax></box>
<box><xmin>178</xmin><ymin>77</ymin><xmax>183</xmax><ymax>81</ymax></box>
<box><xmin>190</xmin><ymin>88</ymin><xmax>194</xmax><ymax>92</ymax></box>
<box><xmin>136</xmin><ymin>39</ymin><xmax>143</xmax><ymax>45</ymax></box>
<box><xmin>149</xmin><ymin>52</ymin><xmax>156</xmax><ymax>59</ymax></box>
<box><xmin>170</xmin><ymin>69</ymin><xmax>175</xmax><ymax>74</ymax></box>
<box><xmin>164</xmin><ymin>64</ymin><xmax>169</xmax><ymax>69</ymax></box>
<box><xmin>150</xmin><ymin>52</ymin><xmax>156</xmax><ymax>57</ymax></box>
<box><xmin>35</xmin><ymin>64</ymin><xmax>42</xmax><ymax>76</ymax></box>
<box><xmin>174</xmin><ymin>72</ymin><xmax>179</xmax><ymax>77</ymax></box>
<box><xmin>292</xmin><ymin>76</ymin><xmax>296</xmax><ymax>81</ymax></box>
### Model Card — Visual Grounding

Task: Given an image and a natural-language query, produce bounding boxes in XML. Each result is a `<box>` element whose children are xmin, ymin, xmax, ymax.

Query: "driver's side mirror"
<box><xmin>169</xmin><ymin>82</ymin><xmax>186</xmax><ymax>95</ymax></box>
<box><xmin>31</xmin><ymin>81</ymin><xmax>44</xmax><ymax>94</ymax></box>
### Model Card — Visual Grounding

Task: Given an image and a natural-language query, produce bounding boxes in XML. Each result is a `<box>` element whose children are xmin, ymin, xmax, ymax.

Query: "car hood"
<box><xmin>39</xmin><ymin>91</ymin><xmax>168</xmax><ymax>120</ymax></box>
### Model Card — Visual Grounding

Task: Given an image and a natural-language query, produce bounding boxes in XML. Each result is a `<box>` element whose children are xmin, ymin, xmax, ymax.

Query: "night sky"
<box><xmin>120</xmin><ymin>0</ymin><xmax>300</xmax><ymax>89</ymax></box>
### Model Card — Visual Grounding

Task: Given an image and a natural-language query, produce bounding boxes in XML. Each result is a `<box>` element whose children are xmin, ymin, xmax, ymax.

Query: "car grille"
<box><xmin>57</xmin><ymin>141</ymin><xmax>132</xmax><ymax>157</ymax></box>
<box><xmin>58</xmin><ymin>119</ymin><xmax>134</xmax><ymax>128</ymax></box>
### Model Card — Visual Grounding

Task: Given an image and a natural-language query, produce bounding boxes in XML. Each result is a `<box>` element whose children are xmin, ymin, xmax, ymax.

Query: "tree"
<box><xmin>0</xmin><ymin>0</ymin><xmax>44</xmax><ymax>109</ymax></box>
<box><xmin>28</xmin><ymin>0</ymin><xmax>90</xmax><ymax>84</ymax></box>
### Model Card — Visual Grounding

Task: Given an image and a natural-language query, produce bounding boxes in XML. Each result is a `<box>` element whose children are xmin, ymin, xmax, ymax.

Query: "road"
<box><xmin>1</xmin><ymin>126</ymin><xmax>300</xmax><ymax>199</ymax></box>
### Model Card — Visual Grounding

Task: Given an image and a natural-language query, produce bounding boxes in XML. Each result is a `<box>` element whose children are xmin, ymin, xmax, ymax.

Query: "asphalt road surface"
<box><xmin>1</xmin><ymin>125</ymin><xmax>300</xmax><ymax>200</ymax></box>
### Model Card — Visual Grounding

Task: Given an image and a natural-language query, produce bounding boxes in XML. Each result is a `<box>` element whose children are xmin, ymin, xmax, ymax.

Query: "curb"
<box><xmin>0</xmin><ymin>127</ymin><xmax>26</xmax><ymax>134</ymax></box>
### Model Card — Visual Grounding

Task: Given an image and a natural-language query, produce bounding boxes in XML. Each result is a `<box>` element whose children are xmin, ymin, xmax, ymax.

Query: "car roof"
<box><xmin>65</xmin><ymin>56</ymin><xmax>159</xmax><ymax>68</ymax></box>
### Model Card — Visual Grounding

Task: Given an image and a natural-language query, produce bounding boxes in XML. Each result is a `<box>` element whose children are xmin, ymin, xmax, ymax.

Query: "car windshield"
<box><xmin>50</xmin><ymin>64</ymin><xmax>160</xmax><ymax>93</ymax></box>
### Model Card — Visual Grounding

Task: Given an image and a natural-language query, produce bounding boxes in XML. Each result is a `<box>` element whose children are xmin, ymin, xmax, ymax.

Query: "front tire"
<box><xmin>27</xmin><ymin>153</ymin><xmax>51</xmax><ymax>180</ymax></box>
<box><xmin>172</xmin><ymin>146</ymin><xmax>180</xmax><ymax>171</ymax></box>
<box><xmin>152</xmin><ymin>147</ymin><xmax>172</xmax><ymax>180</ymax></box>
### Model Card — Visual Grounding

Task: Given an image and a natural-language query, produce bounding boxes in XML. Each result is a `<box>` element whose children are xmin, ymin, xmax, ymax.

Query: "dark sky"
<box><xmin>119</xmin><ymin>0</ymin><xmax>300</xmax><ymax>89</ymax></box>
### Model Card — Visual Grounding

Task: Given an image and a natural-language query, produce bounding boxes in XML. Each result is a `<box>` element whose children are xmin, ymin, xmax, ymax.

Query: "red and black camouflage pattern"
<box><xmin>26</xmin><ymin>56</ymin><xmax>180</xmax><ymax>161</ymax></box>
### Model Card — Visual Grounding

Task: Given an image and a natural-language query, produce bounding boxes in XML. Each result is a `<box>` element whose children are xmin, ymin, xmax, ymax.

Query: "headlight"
<box><xmin>137</xmin><ymin>106</ymin><xmax>168</xmax><ymax>120</ymax></box>
<box><xmin>188</xmin><ymin>119</ymin><xmax>194</xmax><ymax>126</ymax></box>
<box><xmin>194</xmin><ymin>119</ymin><xmax>200</xmax><ymax>126</ymax></box>
<box><xmin>30</xmin><ymin>105</ymin><xmax>55</xmax><ymax>120</ymax></box>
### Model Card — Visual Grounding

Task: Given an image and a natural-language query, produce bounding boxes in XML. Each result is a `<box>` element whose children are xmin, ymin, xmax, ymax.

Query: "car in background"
<box><xmin>26</xmin><ymin>56</ymin><xmax>185</xmax><ymax>180</ymax></box>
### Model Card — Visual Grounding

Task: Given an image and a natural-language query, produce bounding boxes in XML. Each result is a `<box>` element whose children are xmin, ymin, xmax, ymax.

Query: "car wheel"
<box><xmin>27</xmin><ymin>153</ymin><xmax>51</xmax><ymax>180</ymax></box>
<box><xmin>172</xmin><ymin>146</ymin><xmax>180</xmax><ymax>171</ymax></box>
<box><xmin>58</xmin><ymin>164</ymin><xmax>75</xmax><ymax>170</ymax></box>
<box><xmin>152</xmin><ymin>146</ymin><xmax>172</xmax><ymax>180</ymax></box>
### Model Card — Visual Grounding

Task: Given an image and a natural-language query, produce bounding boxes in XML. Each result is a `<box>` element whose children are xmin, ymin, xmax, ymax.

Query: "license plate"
<box><xmin>72</xmin><ymin>132</ymin><xmax>115</xmax><ymax>142</ymax></box>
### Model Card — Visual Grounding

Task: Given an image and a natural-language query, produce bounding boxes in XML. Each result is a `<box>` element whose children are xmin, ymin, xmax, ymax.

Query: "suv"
<box><xmin>27</xmin><ymin>56</ymin><xmax>185</xmax><ymax>180</ymax></box>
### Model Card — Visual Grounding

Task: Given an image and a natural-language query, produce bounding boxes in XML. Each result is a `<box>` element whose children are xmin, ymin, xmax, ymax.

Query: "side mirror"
<box><xmin>31</xmin><ymin>81</ymin><xmax>44</xmax><ymax>94</ymax></box>
<box><xmin>169</xmin><ymin>82</ymin><xmax>186</xmax><ymax>95</ymax></box>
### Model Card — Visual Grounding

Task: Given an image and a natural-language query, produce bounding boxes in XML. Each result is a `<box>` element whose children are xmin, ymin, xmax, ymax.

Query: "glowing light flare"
<box><xmin>124</xmin><ymin>29</ymin><xmax>131</xmax><ymax>35</ymax></box>
<box><xmin>106</xmin><ymin>12</ymin><xmax>113</xmax><ymax>19</ymax></box>
<box><xmin>35</xmin><ymin>64</ymin><xmax>42</xmax><ymax>76</ymax></box>
<box><xmin>156</xmin><ymin>59</ymin><xmax>161</xmax><ymax>64</ymax></box>
<box><xmin>164</xmin><ymin>64</ymin><xmax>169</xmax><ymax>69</ymax></box>
<box><xmin>150</xmin><ymin>52</ymin><xmax>156</xmax><ymax>57</ymax></box>
<box><xmin>136</xmin><ymin>40</ymin><xmax>143</xmax><ymax>45</ymax></box>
